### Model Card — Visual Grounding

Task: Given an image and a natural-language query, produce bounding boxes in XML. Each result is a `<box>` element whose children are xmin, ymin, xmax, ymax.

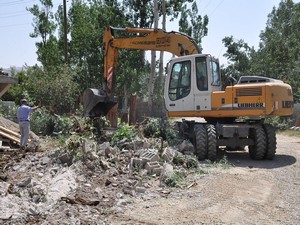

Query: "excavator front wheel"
<box><xmin>206</xmin><ymin>124</ymin><xmax>217</xmax><ymax>161</ymax></box>
<box><xmin>193</xmin><ymin>124</ymin><xmax>207</xmax><ymax>160</ymax></box>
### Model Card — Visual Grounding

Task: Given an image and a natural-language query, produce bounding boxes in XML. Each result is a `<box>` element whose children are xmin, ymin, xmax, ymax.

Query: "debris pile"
<box><xmin>0</xmin><ymin>120</ymin><xmax>209</xmax><ymax>224</ymax></box>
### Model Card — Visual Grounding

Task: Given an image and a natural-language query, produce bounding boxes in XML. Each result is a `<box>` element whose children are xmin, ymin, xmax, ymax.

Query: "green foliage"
<box><xmin>2</xmin><ymin>69</ymin><xmax>29</xmax><ymax>102</ymax></box>
<box><xmin>222</xmin><ymin>36</ymin><xmax>252</xmax><ymax>79</ymax></box>
<box><xmin>164</xmin><ymin>170</ymin><xmax>186</xmax><ymax>188</ymax></box>
<box><xmin>144</xmin><ymin>118</ymin><xmax>161</xmax><ymax>138</ymax></box>
<box><xmin>205</xmin><ymin>156</ymin><xmax>234</xmax><ymax>169</ymax></box>
<box><xmin>173</xmin><ymin>156</ymin><xmax>185</xmax><ymax>166</ymax></box>
<box><xmin>173</xmin><ymin>156</ymin><xmax>199</xmax><ymax>169</ymax></box>
<box><xmin>26</xmin><ymin>65</ymin><xmax>80</xmax><ymax>114</ymax></box>
<box><xmin>164</xmin><ymin>122</ymin><xmax>180</xmax><ymax>145</ymax></box>
<box><xmin>112</xmin><ymin>124</ymin><xmax>136</xmax><ymax>144</ymax></box>
<box><xmin>186</xmin><ymin>156</ymin><xmax>199</xmax><ymax>169</ymax></box>
<box><xmin>30</xmin><ymin>107</ymin><xmax>73</xmax><ymax>135</ymax></box>
<box><xmin>0</xmin><ymin>100</ymin><xmax>17</xmax><ymax>119</ymax></box>
<box><xmin>179</xmin><ymin>2</ymin><xmax>208</xmax><ymax>46</ymax></box>
<box><xmin>143</xmin><ymin>118</ymin><xmax>180</xmax><ymax>145</ymax></box>
<box><xmin>278</xmin><ymin>129</ymin><xmax>300</xmax><ymax>138</ymax></box>
<box><xmin>263</xmin><ymin>116</ymin><xmax>293</xmax><ymax>130</ymax></box>
<box><xmin>27</xmin><ymin>0</ymin><xmax>61</xmax><ymax>69</ymax></box>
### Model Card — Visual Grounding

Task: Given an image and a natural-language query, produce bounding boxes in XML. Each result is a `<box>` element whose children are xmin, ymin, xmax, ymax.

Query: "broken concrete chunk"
<box><xmin>161</xmin><ymin>147</ymin><xmax>175</xmax><ymax>163</ymax></box>
<box><xmin>159</xmin><ymin>163</ymin><xmax>174</xmax><ymax>185</ymax></box>
<box><xmin>140</xmin><ymin>149</ymin><xmax>160</xmax><ymax>164</ymax></box>
<box><xmin>82</xmin><ymin>139</ymin><xmax>97</xmax><ymax>153</ymax></box>
<box><xmin>179</xmin><ymin>140</ymin><xmax>194</xmax><ymax>153</ymax></box>
<box><xmin>99</xmin><ymin>158</ymin><xmax>110</xmax><ymax>170</ymax></box>
<box><xmin>40</xmin><ymin>156</ymin><xmax>51</xmax><ymax>165</ymax></box>
<box><xmin>145</xmin><ymin>161</ymin><xmax>162</xmax><ymax>175</ymax></box>
<box><xmin>58</xmin><ymin>153</ymin><xmax>73</xmax><ymax>166</ymax></box>
<box><xmin>105</xmin><ymin>146</ymin><xmax>117</xmax><ymax>158</ymax></box>
<box><xmin>17</xmin><ymin>177</ymin><xmax>31</xmax><ymax>187</ymax></box>
<box><xmin>135</xmin><ymin>186</ymin><xmax>146</xmax><ymax>193</ymax></box>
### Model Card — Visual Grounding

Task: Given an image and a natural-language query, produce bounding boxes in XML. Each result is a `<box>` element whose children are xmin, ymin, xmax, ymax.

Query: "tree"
<box><xmin>257</xmin><ymin>0</ymin><xmax>294</xmax><ymax>80</ymax></box>
<box><xmin>25</xmin><ymin>65</ymin><xmax>79</xmax><ymax>114</ymax></box>
<box><xmin>222</xmin><ymin>36</ymin><xmax>253</xmax><ymax>79</ymax></box>
<box><xmin>178</xmin><ymin>2</ymin><xmax>208</xmax><ymax>47</ymax></box>
<box><xmin>27</xmin><ymin>0</ymin><xmax>62</xmax><ymax>69</ymax></box>
<box><xmin>254</xmin><ymin>0</ymin><xmax>300</xmax><ymax>102</ymax></box>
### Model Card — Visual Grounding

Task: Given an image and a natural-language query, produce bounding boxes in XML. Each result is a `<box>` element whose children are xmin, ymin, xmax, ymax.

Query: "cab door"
<box><xmin>193</xmin><ymin>56</ymin><xmax>212</xmax><ymax>111</ymax></box>
<box><xmin>165</xmin><ymin>58</ymin><xmax>194</xmax><ymax>112</ymax></box>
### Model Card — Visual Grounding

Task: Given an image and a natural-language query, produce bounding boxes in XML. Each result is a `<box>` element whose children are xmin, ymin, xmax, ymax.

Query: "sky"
<box><xmin>0</xmin><ymin>0</ymin><xmax>285</xmax><ymax>69</ymax></box>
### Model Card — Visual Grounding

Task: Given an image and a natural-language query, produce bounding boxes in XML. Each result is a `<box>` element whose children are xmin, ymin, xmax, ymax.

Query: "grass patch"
<box><xmin>164</xmin><ymin>171</ymin><xmax>186</xmax><ymax>187</ymax></box>
<box><xmin>205</xmin><ymin>156</ymin><xmax>234</xmax><ymax>169</ymax></box>
<box><xmin>278</xmin><ymin>129</ymin><xmax>300</xmax><ymax>138</ymax></box>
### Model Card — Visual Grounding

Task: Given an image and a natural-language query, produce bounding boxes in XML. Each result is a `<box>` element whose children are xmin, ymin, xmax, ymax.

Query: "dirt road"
<box><xmin>112</xmin><ymin>134</ymin><xmax>300</xmax><ymax>225</ymax></box>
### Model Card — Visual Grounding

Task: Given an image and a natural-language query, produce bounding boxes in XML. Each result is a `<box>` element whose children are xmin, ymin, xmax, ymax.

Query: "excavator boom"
<box><xmin>83</xmin><ymin>26</ymin><xmax>202</xmax><ymax>122</ymax></box>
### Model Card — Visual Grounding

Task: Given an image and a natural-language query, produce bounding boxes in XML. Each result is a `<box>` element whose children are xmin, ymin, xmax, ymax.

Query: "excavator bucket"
<box><xmin>83</xmin><ymin>88</ymin><xmax>118</xmax><ymax>117</ymax></box>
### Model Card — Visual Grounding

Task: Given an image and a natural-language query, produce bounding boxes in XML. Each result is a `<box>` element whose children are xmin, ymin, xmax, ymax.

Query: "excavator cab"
<box><xmin>164</xmin><ymin>54</ymin><xmax>222</xmax><ymax>116</ymax></box>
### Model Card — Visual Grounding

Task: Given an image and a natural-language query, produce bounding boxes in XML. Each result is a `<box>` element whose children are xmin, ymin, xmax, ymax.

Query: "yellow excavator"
<box><xmin>83</xmin><ymin>26</ymin><xmax>294</xmax><ymax>161</ymax></box>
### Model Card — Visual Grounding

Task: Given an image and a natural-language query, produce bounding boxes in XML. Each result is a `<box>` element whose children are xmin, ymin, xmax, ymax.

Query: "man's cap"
<box><xmin>21</xmin><ymin>99</ymin><xmax>28</xmax><ymax>103</ymax></box>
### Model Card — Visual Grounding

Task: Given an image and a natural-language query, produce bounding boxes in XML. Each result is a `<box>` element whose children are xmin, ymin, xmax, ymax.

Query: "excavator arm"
<box><xmin>83</xmin><ymin>26</ymin><xmax>201</xmax><ymax>122</ymax></box>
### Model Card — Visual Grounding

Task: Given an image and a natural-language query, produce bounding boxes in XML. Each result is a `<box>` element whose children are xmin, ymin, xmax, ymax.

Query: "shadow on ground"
<box><xmin>220</xmin><ymin>150</ymin><xmax>297</xmax><ymax>169</ymax></box>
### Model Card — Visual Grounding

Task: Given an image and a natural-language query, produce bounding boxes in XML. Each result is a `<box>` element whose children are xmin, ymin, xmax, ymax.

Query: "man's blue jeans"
<box><xmin>19</xmin><ymin>121</ymin><xmax>30</xmax><ymax>147</ymax></box>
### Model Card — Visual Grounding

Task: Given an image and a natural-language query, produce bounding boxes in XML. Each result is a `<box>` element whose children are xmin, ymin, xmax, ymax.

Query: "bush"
<box><xmin>31</xmin><ymin>107</ymin><xmax>73</xmax><ymax>135</ymax></box>
<box><xmin>0</xmin><ymin>100</ymin><xmax>17</xmax><ymax>120</ymax></box>
<box><xmin>263</xmin><ymin>116</ymin><xmax>293</xmax><ymax>130</ymax></box>
<box><xmin>143</xmin><ymin>118</ymin><xmax>161</xmax><ymax>138</ymax></box>
<box><xmin>112</xmin><ymin>124</ymin><xmax>136</xmax><ymax>144</ymax></box>
<box><xmin>143</xmin><ymin>118</ymin><xmax>179</xmax><ymax>145</ymax></box>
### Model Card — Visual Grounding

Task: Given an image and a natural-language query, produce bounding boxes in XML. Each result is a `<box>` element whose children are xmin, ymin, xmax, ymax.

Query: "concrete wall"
<box><xmin>136</xmin><ymin>98</ymin><xmax>166</xmax><ymax>122</ymax></box>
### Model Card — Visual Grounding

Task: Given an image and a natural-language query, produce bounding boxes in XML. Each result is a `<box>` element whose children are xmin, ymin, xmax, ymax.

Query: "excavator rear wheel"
<box><xmin>206</xmin><ymin>124</ymin><xmax>217</xmax><ymax>161</ymax></box>
<box><xmin>249</xmin><ymin>125</ymin><xmax>266</xmax><ymax>160</ymax></box>
<box><xmin>193</xmin><ymin>124</ymin><xmax>207</xmax><ymax>160</ymax></box>
<box><xmin>263</xmin><ymin>124</ymin><xmax>276</xmax><ymax>160</ymax></box>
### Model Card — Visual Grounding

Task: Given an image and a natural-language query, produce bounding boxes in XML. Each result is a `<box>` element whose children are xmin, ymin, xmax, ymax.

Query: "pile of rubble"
<box><xmin>0</xmin><ymin>127</ymin><xmax>206</xmax><ymax>224</ymax></box>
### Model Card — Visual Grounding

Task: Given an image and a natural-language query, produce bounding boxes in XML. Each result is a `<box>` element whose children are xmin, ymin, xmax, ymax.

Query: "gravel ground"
<box><xmin>113</xmin><ymin>133</ymin><xmax>300</xmax><ymax>225</ymax></box>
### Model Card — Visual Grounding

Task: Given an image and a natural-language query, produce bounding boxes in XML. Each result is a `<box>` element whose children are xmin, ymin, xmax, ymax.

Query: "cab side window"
<box><xmin>168</xmin><ymin>60</ymin><xmax>191</xmax><ymax>101</ymax></box>
<box><xmin>196</xmin><ymin>57</ymin><xmax>208</xmax><ymax>91</ymax></box>
<box><xmin>211</xmin><ymin>60</ymin><xmax>220</xmax><ymax>86</ymax></box>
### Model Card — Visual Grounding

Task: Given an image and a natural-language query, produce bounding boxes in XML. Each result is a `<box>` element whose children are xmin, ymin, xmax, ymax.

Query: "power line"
<box><xmin>0</xmin><ymin>22</ymin><xmax>31</xmax><ymax>29</ymax></box>
<box><xmin>1</xmin><ymin>10</ymin><xmax>27</xmax><ymax>16</ymax></box>
<box><xmin>0</xmin><ymin>12</ymin><xmax>31</xmax><ymax>19</ymax></box>
<box><xmin>208</xmin><ymin>0</ymin><xmax>225</xmax><ymax>16</ymax></box>
<box><xmin>0</xmin><ymin>0</ymin><xmax>37</xmax><ymax>7</ymax></box>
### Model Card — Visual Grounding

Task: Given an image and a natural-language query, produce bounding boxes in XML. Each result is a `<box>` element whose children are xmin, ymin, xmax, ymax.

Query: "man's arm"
<box><xmin>32</xmin><ymin>106</ymin><xmax>39</xmax><ymax>111</ymax></box>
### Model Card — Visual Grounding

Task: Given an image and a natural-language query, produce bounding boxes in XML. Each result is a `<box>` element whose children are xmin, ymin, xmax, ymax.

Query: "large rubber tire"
<box><xmin>249</xmin><ymin>125</ymin><xmax>267</xmax><ymax>160</ymax></box>
<box><xmin>263</xmin><ymin>124</ymin><xmax>276</xmax><ymax>160</ymax></box>
<box><xmin>193</xmin><ymin>124</ymin><xmax>207</xmax><ymax>160</ymax></box>
<box><xmin>206</xmin><ymin>124</ymin><xmax>217</xmax><ymax>161</ymax></box>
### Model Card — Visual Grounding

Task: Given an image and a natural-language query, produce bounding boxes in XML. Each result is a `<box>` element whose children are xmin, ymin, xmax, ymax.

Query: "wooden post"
<box><xmin>129</xmin><ymin>94</ymin><xmax>137</xmax><ymax>125</ymax></box>
<box><xmin>106</xmin><ymin>103</ymin><xmax>118</xmax><ymax>127</ymax></box>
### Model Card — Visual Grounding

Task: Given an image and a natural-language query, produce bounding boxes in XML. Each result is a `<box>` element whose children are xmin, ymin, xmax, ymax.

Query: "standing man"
<box><xmin>17</xmin><ymin>99</ymin><xmax>39</xmax><ymax>150</ymax></box>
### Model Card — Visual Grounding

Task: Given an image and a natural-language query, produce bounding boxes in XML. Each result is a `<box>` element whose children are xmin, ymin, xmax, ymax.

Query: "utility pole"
<box><xmin>159</xmin><ymin>0</ymin><xmax>166</xmax><ymax>102</ymax></box>
<box><xmin>148</xmin><ymin>0</ymin><xmax>159</xmax><ymax>114</ymax></box>
<box><xmin>63</xmin><ymin>0</ymin><xmax>68</xmax><ymax>64</ymax></box>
